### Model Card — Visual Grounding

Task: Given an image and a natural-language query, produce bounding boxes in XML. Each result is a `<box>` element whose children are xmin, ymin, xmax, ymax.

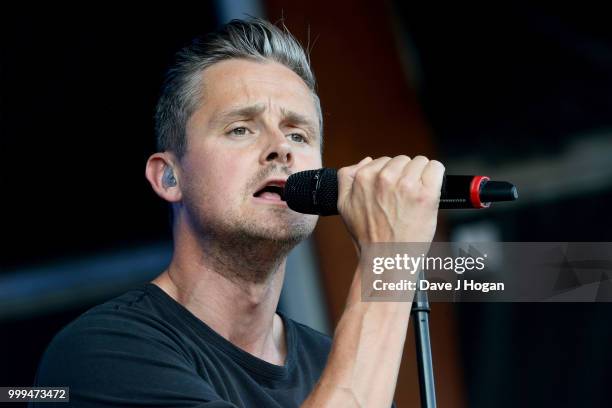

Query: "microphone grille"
<box><xmin>284</xmin><ymin>168</ymin><xmax>339</xmax><ymax>215</ymax></box>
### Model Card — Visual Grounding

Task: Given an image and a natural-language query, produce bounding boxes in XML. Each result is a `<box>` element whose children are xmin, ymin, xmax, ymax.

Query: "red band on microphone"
<box><xmin>469</xmin><ymin>176</ymin><xmax>491</xmax><ymax>208</ymax></box>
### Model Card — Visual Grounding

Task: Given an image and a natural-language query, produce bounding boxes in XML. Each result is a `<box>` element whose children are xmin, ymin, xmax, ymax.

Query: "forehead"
<box><xmin>190</xmin><ymin>59</ymin><xmax>319</xmax><ymax>130</ymax></box>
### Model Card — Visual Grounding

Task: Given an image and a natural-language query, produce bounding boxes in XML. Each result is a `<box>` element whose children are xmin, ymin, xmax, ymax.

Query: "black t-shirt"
<box><xmin>31</xmin><ymin>283</ymin><xmax>333</xmax><ymax>407</ymax></box>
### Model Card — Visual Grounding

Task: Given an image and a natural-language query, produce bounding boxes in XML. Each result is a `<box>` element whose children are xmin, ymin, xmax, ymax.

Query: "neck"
<box><xmin>152</xmin><ymin>218</ymin><xmax>292</xmax><ymax>366</ymax></box>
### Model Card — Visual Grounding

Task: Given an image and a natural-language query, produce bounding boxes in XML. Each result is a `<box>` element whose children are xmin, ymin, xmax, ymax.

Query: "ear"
<box><xmin>145</xmin><ymin>152</ymin><xmax>182</xmax><ymax>203</ymax></box>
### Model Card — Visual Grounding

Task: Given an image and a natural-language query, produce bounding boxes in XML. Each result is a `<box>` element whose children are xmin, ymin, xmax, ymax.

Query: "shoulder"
<box><xmin>51</xmin><ymin>284</ymin><xmax>179</xmax><ymax>343</ymax></box>
<box><xmin>35</xmin><ymin>285</ymin><xmax>189</xmax><ymax>384</ymax></box>
<box><xmin>34</xmin><ymin>286</ymin><xmax>228</xmax><ymax>405</ymax></box>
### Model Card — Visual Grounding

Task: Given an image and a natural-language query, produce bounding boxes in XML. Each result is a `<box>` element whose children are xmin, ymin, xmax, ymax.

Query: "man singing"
<box><xmin>32</xmin><ymin>18</ymin><xmax>444</xmax><ymax>407</ymax></box>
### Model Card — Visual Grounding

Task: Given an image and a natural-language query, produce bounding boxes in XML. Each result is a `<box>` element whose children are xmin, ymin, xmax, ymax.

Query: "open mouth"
<box><xmin>253</xmin><ymin>185</ymin><xmax>285</xmax><ymax>201</ymax></box>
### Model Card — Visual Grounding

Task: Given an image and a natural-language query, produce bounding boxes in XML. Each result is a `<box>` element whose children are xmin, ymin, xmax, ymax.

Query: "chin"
<box><xmin>248</xmin><ymin>218</ymin><xmax>317</xmax><ymax>243</ymax></box>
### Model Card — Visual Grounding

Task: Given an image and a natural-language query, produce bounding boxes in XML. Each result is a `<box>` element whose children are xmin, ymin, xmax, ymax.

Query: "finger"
<box><xmin>421</xmin><ymin>159</ymin><xmax>445</xmax><ymax>191</ymax></box>
<box><xmin>339</xmin><ymin>156</ymin><xmax>373</xmax><ymax>181</ymax></box>
<box><xmin>400</xmin><ymin>155</ymin><xmax>430</xmax><ymax>186</ymax></box>
<box><xmin>354</xmin><ymin>156</ymin><xmax>374</xmax><ymax>170</ymax></box>
<box><xmin>378</xmin><ymin>155</ymin><xmax>412</xmax><ymax>185</ymax></box>
<box><xmin>356</xmin><ymin>156</ymin><xmax>393</xmax><ymax>182</ymax></box>
<box><xmin>337</xmin><ymin>156</ymin><xmax>373</xmax><ymax>202</ymax></box>
<box><xmin>348</xmin><ymin>156</ymin><xmax>393</xmax><ymax>197</ymax></box>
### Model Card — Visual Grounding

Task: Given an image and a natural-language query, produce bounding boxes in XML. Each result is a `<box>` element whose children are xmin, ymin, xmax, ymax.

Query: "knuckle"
<box><xmin>373</xmin><ymin>155</ymin><xmax>389</xmax><ymax>161</ymax></box>
<box><xmin>429</xmin><ymin>159</ymin><xmax>445</xmax><ymax>170</ymax></box>
<box><xmin>376</xmin><ymin>170</ymin><xmax>394</xmax><ymax>186</ymax></box>
<box><xmin>375</xmin><ymin>156</ymin><xmax>392</xmax><ymax>165</ymax></box>
<box><xmin>399</xmin><ymin>177</ymin><xmax>418</xmax><ymax>193</ymax></box>
<box><xmin>354</xmin><ymin>168</ymin><xmax>370</xmax><ymax>184</ymax></box>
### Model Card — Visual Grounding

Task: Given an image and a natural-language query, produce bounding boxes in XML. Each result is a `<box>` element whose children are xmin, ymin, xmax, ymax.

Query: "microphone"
<box><xmin>282</xmin><ymin>168</ymin><xmax>518</xmax><ymax>215</ymax></box>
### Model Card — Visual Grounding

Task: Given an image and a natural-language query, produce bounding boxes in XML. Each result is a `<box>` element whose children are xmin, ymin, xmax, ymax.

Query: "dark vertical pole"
<box><xmin>413</xmin><ymin>289</ymin><xmax>437</xmax><ymax>408</ymax></box>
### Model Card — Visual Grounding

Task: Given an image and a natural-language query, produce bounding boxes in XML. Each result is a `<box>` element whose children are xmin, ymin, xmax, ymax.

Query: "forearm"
<box><xmin>302</xmin><ymin>266</ymin><xmax>413</xmax><ymax>408</ymax></box>
<box><xmin>303</xmin><ymin>155</ymin><xmax>443</xmax><ymax>407</ymax></box>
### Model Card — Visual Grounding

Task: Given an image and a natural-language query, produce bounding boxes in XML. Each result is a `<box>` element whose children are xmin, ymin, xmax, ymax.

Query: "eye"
<box><xmin>231</xmin><ymin>127</ymin><xmax>248</xmax><ymax>136</ymax></box>
<box><xmin>288</xmin><ymin>133</ymin><xmax>306</xmax><ymax>143</ymax></box>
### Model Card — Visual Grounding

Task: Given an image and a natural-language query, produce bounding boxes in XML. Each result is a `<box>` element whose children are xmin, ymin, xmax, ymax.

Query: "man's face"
<box><xmin>178</xmin><ymin>58</ymin><xmax>322</xmax><ymax>245</ymax></box>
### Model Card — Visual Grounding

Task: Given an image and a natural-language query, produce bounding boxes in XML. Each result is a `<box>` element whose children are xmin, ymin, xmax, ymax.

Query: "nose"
<box><xmin>259</xmin><ymin>130</ymin><xmax>294</xmax><ymax>166</ymax></box>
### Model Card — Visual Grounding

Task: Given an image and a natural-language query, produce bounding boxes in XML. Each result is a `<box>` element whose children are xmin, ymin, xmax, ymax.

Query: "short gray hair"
<box><xmin>154</xmin><ymin>18</ymin><xmax>322</xmax><ymax>158</ymax></box>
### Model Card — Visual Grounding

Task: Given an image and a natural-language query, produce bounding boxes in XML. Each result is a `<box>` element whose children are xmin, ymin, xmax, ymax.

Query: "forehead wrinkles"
<box><xmin>209</xmin><ymin>102</ymin><xmax>318</xmax><ymax>140</ymax></box>
<box><xmin>189</xmin><ymin>61</ymin><xmax>321</xmax><ymax>138</ymax></box>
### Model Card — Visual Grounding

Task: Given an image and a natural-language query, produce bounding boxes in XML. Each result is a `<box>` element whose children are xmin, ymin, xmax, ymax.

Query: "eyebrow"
<box><xmin>280</xmin><ymin>107</ymin><xmax>318</xmax><ymax>138</ymax></box>
<box><xmin>212</xmin><ymin>104</ymin><xmax>319</xmax><ymax>138</ymax></box>
<box><xmin>214</xmin><ymin>104</ymin><xmax>266</xmax><ymax>125</ymax></box>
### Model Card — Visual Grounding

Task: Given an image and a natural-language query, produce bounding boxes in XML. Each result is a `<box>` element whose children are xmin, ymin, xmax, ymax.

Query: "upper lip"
<box><xmin>253</xmin><ymin>178</ymin><xmax>287</xmax><ymax>196</ymax></box>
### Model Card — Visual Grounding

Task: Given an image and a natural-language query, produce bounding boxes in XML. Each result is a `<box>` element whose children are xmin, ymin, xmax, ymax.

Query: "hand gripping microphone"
<box><xmin>281</xmin><ymin>168</ymin><xmax>518</xmax><ymax>215</ymax></box>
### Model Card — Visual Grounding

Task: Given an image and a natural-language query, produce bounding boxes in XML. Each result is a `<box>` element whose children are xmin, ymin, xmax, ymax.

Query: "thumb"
<box><xmin>337</xmin><ymin>156</ymin><xmax>373</xmax><ymax>204</ymax></box>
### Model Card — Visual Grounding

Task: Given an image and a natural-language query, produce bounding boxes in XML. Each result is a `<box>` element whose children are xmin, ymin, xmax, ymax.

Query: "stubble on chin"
<box><xmin>184</xmin><ymin>193</ymin><xmax>318</xmax><ymax>284</ymax></box>
<box><xmin>200</xmin><ymin>213</ymin><xmax>317</xmax><ymax>285</ymax></box>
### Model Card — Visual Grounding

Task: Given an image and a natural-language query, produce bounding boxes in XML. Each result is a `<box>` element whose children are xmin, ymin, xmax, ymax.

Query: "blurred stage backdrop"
<box><xmin>2</xmin><ymin>2</ymin><xmax>611</xmax><ymax>407</ymax></box>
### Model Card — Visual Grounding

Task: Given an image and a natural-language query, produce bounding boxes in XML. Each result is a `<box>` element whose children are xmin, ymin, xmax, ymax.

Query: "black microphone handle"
<box><xmin>283</xmin><ymin>168</ymin><xmax>518</xmax><ymax>216</ymax></box>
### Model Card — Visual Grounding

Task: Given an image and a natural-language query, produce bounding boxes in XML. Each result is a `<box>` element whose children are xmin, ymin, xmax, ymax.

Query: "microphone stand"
<box><xmin>411</xmin><ymin>284</ymin><xmax>437</xmax><ymax>408</ymax></box>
